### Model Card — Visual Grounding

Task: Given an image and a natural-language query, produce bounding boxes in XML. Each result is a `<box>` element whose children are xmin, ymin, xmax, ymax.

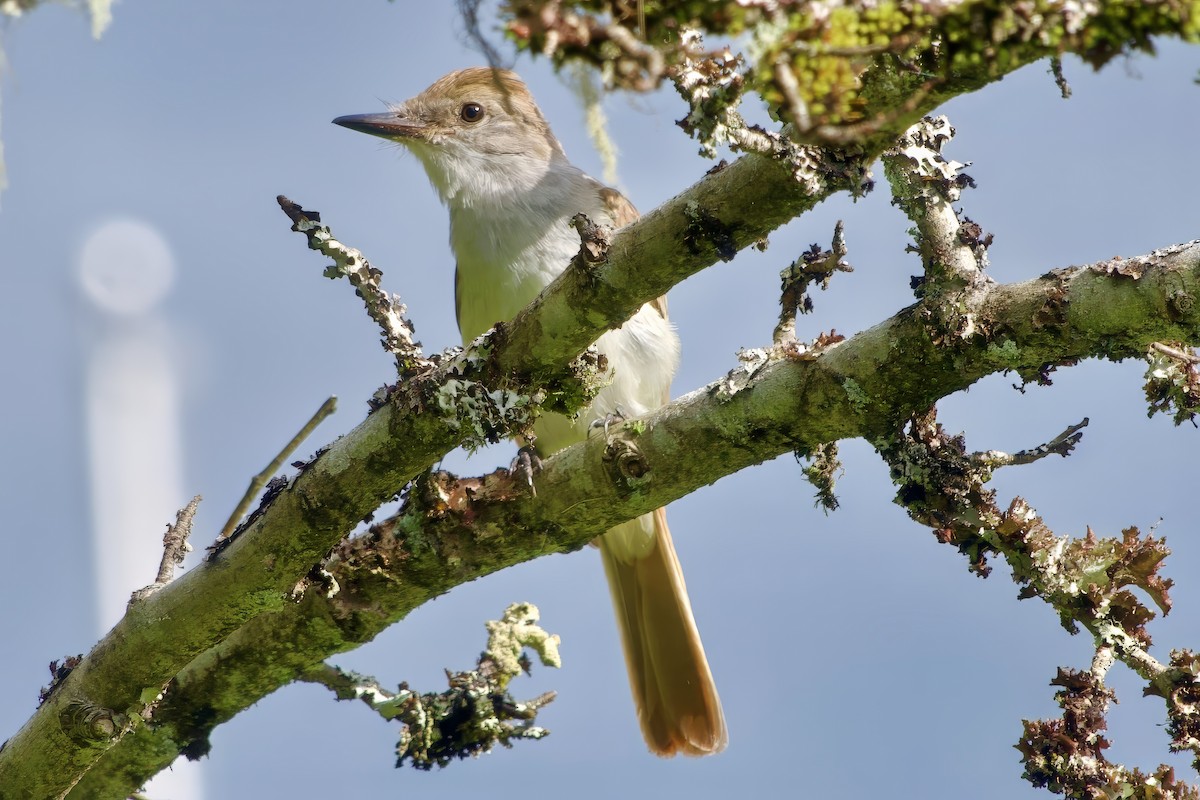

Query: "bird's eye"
<box><xmin>460</xmin><ymin>103</ymin><xmax>484</xmax><ymax>123</ymax></box>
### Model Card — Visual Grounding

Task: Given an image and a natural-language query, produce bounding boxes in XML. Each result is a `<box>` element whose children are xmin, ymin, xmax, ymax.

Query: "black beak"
<box><xmin>332</xmin><ymin>112</ymin><xmax>427</xmax><ymax>140</ymax></box>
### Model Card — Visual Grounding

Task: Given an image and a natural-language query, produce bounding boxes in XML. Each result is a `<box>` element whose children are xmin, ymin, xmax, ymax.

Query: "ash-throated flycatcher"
<box><xmin>334</xmin><ymin>67</ymin><xmax>726</xmax><ymax>756</ymax></box>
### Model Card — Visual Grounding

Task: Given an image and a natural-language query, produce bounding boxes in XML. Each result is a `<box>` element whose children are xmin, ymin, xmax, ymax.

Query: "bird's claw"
<box><xmin>510</xmin><ymin>444</ymin><xmax>543</xmax><ymax>496</ymax></box>
<box><xmin>588</xmin><ymin>406</ymin><xmax>628</xmax><ymax>440</ymax></box>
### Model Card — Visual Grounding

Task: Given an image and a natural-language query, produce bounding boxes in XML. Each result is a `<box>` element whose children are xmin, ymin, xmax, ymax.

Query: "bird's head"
<box><xmin>334</xmin><ymin>67</ymin><xmax>567</xmax><ymax>204</ymax></box>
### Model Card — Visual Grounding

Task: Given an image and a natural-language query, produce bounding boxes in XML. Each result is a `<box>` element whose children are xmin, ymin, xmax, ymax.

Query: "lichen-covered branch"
<box><xmin>972</xmin><ymin>419</ymin><xmax>1088</xmax><ymax>469</ymax></box>
<box><xmin>301</xmin><ymin>603</ymin><xmax>559</xmax><ymax>770</ymax></box>
<box><xmin>773</xmin><ymin>220</ymin><xmax>852</xmax><ymax>345</ymax></box>
<box><xmin>65</xmin><ymin>234</ymin><xmax>1200</xmax><ymax>797</ymax></box>
<box><xmin>489</xmin><ymin>1</ymin><xmax>1200</xmax><ymax>153</ymax></box>
<box><xmin>128</xmin><ymin>495</ymin><xmax>201</xmax><ymax>604</ymax></box>
<box><xmin>488</xmin><ymin>135</ymin><xmax>872</xmax><ymax>384</ymax></box>
<box><xmin>869</xmin><ymin>117</ymin><xmax>1200</xmax><ymax>791</ymax></box>
<box><xmin>12</xmin><ymin>104</ymin><xmax>1199</xmax><ymax>793</ymax></box>
<box><xmin>0</xmin><ymin>122</ymin><xmax>875</xmax><ymax>793</ymax></box>
<box><xmin>882</xmin><ymin>115</ymin><xmax>992</xmax><ymax>342</ymax></box>
<box><xmin>877</xmin><ymin>408</ymin><xmax>1200</xmax><ymax>795</ymax></box>
<box><xmin>1145</xmin><ymin>340</ymin><xmax>1200</xmax><ymax>425</ymax></box>
<box><xmin>3</xmin><ymin>3</ymin><xmax>1198</xmax><ymax>797</ymax></box>
<box><xmin>278</xmin><ymin>196</ymin><xmax>426</xmax><ymax>378</ymax></box>
<box><xmin>1018</xmin><ymin>660</ymin><xmax>1200</xmax><ymax>800</ymax></box>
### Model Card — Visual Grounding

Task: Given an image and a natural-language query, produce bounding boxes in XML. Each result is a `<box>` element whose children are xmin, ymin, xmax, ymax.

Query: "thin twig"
<box><xmin>301</xmin><ymin>663</ymin><xmax>408</xmax><ymax>719</ymax></box>
<box><xmin>1151</xmin><ymin>341</ymin><xmax>1200</xmax><ymax>364</ymax></box>
<box><xmin>773</xmin><ymin>58</ymin><xmax>811</xmax><ymax>132</ymax></box>
<box><xmin>218</xmin><ymin>397</ymin><xmax>337</xmax><ymax>540</ymax></box>
<box><xmin>1049</xmin><ymin>56</ymin><xmax>1072</xmax><ymax>99</ymax></box>
<box><xmin>455</xmin><ymin>0</ymin><xmax>508</xmax><ymax>69</ymax></box>
<box><xmin>972</xmin><ymin>418</ymin><xmax>1089</xmax><ymax>468</ymax></box>
<box><xmin>128</xmin><ymin>496</ymin><xmax>202</xmax><ymax>605</ymax></box>
<box><xmin>277</xmin><ymin>196</ymin><xmax>425</xmax><ymax>377</ymax></box>
<box><xmin>773</xmin><ymin>220</ymin><xmax>852</xmax><ymax>345</ymax></box>
<box><xmin>301</xmin><ymin>604</ymin><xmax>560</xmax><ymax>768</ymax></box>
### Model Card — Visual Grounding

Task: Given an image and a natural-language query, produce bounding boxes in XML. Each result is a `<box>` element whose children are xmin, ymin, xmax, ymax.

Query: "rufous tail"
<box><xmin>598</xmin><ymin>507</ymin><xmax>727</xmax><ymax>756</ymax></box>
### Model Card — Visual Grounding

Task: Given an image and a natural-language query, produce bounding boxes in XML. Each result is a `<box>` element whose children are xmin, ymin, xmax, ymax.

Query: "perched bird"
<box><xmin>334</xmin><ymin>67</ymin><xmax>726</xmax><ymax>756</ymax></box>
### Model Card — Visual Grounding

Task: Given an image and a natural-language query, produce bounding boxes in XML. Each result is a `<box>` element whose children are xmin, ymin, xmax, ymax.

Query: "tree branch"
<box><xmin>5</xmin><ymin>3</ymin><xmax>1199</xmax><ymax>792</ymax></box>
<box><xmin>299</xmin><ymin>603</ymin><xmax>560</xmax><ymax>770</ymax></box>
<box><xmin>500</xmin><ymin>1</ymin><xmax>1198</xmax><ymax>154</ymax></box>
<box><xmin>67</xmin><ymin>236</ymin><xmax>1200</xmax><ymax>796</ymax></box>
<box><xmin>0</xmin><ymin>112</ymin><xmax>871</xmax><ymax>799</ymax></box>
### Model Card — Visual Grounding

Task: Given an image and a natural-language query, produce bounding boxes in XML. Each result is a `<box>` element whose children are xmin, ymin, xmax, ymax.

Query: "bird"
<box><xmin>333</xmin><ymin>66</ymin><xmax>726</xmax><ymax>756</ymax></box>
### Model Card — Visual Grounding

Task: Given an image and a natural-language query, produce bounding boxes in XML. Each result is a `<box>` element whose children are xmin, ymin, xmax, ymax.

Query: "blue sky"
<box><xmin>1</xmin><ymin>3</ymin><xmax>1198</xmax><ymax>798</ymax></box>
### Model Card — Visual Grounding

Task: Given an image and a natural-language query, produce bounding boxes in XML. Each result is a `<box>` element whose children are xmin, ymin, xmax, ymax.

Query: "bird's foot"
<box><xmin>588</xmin><ymin>405</ymin><xmax>628</xmax><ymax>440</ymax></box>
<box><xmin>509</xmin><ymin>444</ymin><xmax>543</xmax><ymax>497</ymax></box>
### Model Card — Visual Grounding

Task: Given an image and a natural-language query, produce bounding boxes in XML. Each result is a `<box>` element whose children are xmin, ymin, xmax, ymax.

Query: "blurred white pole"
<box><xmin>78</xmin><ymin>219</ymin><xmax>204</xmax><ymax>800</ymax></box>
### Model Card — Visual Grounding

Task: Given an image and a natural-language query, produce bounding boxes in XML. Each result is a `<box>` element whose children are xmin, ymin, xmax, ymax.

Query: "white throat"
<box><xmin>414</xmin><ymin>144</ymin><xmax>610</xmax><ymax>342</ymax></box>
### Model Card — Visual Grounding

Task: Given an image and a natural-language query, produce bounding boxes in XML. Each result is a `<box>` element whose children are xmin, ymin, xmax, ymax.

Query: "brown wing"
<box><xmin>599</xmin><ymin>184</ymin><xmax>639</xmax><ymax>227</ymax></box>
<box><xmin>598</xmin><ymin>184</ymin><xmax>669</xmax><ymax>322</ymax></box>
